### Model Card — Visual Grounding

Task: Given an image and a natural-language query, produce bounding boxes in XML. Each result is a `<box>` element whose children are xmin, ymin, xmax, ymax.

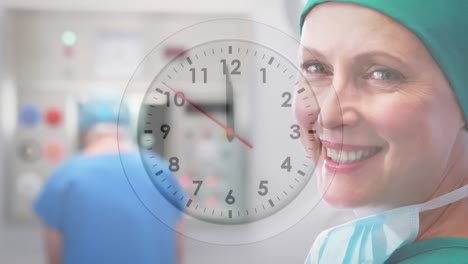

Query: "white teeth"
<box><xmin>357</xmin><ymin>150</ymin><xmax>363</xmax><ymax>159</ymax></box>
<box><xmin>325</xmin><ymin>147</ymin><xmax>380</xmax><ymax>163</ymax></box>
<box><xmin>339</xmin><ymin>152</ymin><xmax>348</xmax><ymax>163</ymax></box>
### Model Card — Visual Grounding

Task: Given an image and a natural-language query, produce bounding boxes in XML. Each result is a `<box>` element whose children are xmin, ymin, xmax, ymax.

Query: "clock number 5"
<box><xmin>258</xmin><ymin>180</ymin><xmax>269</xmax><ymax>196</ymax></box>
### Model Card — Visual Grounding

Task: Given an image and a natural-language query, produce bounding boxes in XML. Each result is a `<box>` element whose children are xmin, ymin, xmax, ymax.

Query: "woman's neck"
<box><xmin>416</xmin><ymin>132</ymin><xmax>468</xmax><ymax>241</ymax></box>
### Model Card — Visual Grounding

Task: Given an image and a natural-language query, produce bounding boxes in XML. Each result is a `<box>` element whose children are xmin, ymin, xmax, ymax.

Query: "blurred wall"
<box><xmin>1</xmin><ymin>3</ymin><xmax>46</xmax><ymax>263</ymax></box>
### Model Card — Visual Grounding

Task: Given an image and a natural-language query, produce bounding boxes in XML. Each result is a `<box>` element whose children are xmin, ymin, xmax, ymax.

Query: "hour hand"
<box><xmin>225</xmin><ymin>63</ymin><xmax>235</xmax><ymax>142</ymax></box>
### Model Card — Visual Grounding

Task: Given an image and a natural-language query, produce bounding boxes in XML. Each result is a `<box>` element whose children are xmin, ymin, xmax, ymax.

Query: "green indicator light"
<box><xmin>61</xmin><ymin>30</ymin><xmax>77</xmax><ymax>46</ymax></box>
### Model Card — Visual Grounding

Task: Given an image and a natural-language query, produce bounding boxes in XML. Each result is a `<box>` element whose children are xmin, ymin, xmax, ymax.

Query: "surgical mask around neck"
<box><xmin>305</xmin><ymin>185</ymin><xmax>468</xmax><ymax>264</ymax></box>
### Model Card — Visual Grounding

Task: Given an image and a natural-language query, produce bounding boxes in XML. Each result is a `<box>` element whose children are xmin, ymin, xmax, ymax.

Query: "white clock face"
<box><xmin>119</xmin><ymin>19</ymin><xmax>326</xmax><ymax>244</ymax></box>
<box><xmin>138</xmin><ymin>39</ymin><xmax>317</xmax><ymax>225</ymax></box>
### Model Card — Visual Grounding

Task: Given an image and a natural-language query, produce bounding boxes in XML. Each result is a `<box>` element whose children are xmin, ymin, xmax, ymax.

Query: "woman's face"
<box><xmin>296</xmin><ymin>3</ymin><xmax>466</xmax><ymax>211</ymax></box>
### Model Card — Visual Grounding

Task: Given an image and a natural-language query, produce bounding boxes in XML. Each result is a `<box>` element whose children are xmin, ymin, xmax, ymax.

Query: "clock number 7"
<box><xmin>193</xmin><ymin>180</ymin><xmax>203</xmax><ymax>196</ymax></box>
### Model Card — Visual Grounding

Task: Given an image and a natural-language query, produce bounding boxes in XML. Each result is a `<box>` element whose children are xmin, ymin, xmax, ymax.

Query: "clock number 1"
<box><xmin>260</xmin><ymin>68</ymin><xmax>266</xmax><ymax>83</ymax></box>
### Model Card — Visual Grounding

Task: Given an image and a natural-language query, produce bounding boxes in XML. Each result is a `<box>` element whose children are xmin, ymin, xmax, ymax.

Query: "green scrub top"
<box><xmin>385</xmin><ymin>237</ymin><xmax>468</xmax><ymax>264</ymax></box>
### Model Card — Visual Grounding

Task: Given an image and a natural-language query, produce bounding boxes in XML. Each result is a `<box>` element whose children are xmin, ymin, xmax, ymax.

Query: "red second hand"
<box><xmin>162</xmin><ymin>82</ymin><xmax>253</xmax><ymax>149</ymax></box>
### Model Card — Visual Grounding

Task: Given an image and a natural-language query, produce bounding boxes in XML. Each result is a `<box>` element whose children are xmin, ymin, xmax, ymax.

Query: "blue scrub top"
<box><xmin>34</xmin><ymin>152</ymin><xmax>182</xmax><ymax>264</ymax></box>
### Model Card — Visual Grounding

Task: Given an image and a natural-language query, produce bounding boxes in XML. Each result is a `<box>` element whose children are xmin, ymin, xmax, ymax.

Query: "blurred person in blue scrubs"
<box><xmin>34</xmin><ymin>91</ymin><xmax>183</xmax><ymax>264</ymax></box>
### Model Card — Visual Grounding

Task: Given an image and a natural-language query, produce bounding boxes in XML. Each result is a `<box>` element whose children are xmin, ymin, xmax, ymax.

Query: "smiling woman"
<box><xmin>296</xmin><ymin>1</ymin><xmax>468</xmax><ymax>263</ymax></box>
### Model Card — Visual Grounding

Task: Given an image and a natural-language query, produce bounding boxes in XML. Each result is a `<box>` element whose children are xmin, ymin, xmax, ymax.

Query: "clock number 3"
<box><xmin>290</xmin><ymin>124</ymin><xmax>301</xmax><ymax>139</ymax></box>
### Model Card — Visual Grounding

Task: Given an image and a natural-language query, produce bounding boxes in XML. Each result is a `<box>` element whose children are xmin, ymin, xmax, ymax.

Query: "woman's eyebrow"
<box><xmin>299</xmin><ymin>46</ymin><xmax>327</xmax><ymax>61</ymax></box>
<box><xmin>352</xmin><ymin>51</ymin><xmax>407</xmax><ymax>65</ymax></box>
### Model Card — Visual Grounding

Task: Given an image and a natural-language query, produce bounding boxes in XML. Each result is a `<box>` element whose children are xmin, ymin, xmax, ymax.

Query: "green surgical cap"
<box><xmin>300</xmin><ymin>0</ymin><xmax>468</xmax><ymax>124</ymax></box>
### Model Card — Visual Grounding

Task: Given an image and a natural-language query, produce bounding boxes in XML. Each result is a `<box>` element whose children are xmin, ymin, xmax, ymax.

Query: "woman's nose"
<box><xmin>319</xmin><ymin>78</ymin><xmax>360</xmax><ymax>132</ymax></box>
<box><xmin>294</xmin><ymin>77</ymin><xmax>360</xmax><ymax>135</ymax></box>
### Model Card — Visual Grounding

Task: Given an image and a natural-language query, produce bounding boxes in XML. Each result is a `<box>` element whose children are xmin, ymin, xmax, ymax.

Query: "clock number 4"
<box><xmin>281</xmin><ymin>157</ymin><xmax>292</xmax><ymax>172</ymax></box>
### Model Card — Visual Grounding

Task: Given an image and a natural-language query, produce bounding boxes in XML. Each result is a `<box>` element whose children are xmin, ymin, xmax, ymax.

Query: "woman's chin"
<box><xmin>318</xmin><ymin>179</ymin><xmax>375</xmax><ymax>209</ymax></box>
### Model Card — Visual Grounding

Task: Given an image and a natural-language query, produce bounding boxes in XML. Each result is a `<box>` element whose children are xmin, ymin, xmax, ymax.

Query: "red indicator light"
<box><xmin>179</xmin><ymin>176</ymin><xmax>191</xmax><ymax>188</ymax></box>
<box><xmin>45</xmin><ymin>108</ymin><xmax>63</xmax><ymax>126</ymax></box>
<box><xmin>43</xmin><ymin>141</ymin><xmax>64</xmax><ymax>163</ymax></box>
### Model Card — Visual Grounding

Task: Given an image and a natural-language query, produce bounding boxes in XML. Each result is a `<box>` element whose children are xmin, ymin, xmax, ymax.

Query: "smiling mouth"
<box><xmin>324</xmin><ymin>146</ymin><xmax>382</xmax><ymax>163</ymax></box>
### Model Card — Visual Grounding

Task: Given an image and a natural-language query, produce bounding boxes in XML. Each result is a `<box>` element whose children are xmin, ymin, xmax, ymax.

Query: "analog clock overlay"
<box><xmin>138</xmin><ymin>39</ymin><xmax>319</xmax><ymax>225</ymax></box>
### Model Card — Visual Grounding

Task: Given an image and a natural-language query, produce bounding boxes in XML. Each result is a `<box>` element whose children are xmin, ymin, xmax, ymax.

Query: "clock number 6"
<box><xmin>225</xmin><ymin>190</ymin><xmax>236</xmax><ymax>205</ymax></box>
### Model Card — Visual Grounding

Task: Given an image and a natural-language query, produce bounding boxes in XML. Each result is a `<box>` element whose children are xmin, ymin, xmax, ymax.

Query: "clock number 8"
<box><xmin>168</xmin><ymin>157</ymin><xmax>180</xmax><ymax>172</ymax></box>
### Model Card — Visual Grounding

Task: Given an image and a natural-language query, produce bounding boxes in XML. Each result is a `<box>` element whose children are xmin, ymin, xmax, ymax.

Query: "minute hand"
<box><xmin>225</xmin><ymin>63</ymin><xmax>235</xmax><ymax>142</ymax></box>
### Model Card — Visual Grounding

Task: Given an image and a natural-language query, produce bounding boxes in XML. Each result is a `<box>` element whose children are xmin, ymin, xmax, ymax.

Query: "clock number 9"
<box><xmin>290</xmin><ymin>124</ymin><xmax>301</xmax><ymax>139</ymax></box>
<box><xmin>225</xmin><ymin>190</ymin><xmax>236</xmax><ymax>205</ymax></box>
<box><xmin>168</xmin><ymin>157</ymin><xmax>180</xmax><ymax>172</ymax></box>
<box><xmin>161</xmin><ymin>124</ymin><xmax>171</xmax><ymax>139</ymax></box>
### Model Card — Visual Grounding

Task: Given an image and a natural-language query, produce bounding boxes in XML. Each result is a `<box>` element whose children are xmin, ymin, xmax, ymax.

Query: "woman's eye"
<box><xmin>367</xmin><ymin>69</ymin><xmax>403</xmax><ymax>81</ymax></box>
<box><xmin>303</xmin><ymin>62</ymin><xmax>328</xmax><ymax>74</ymax></box>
